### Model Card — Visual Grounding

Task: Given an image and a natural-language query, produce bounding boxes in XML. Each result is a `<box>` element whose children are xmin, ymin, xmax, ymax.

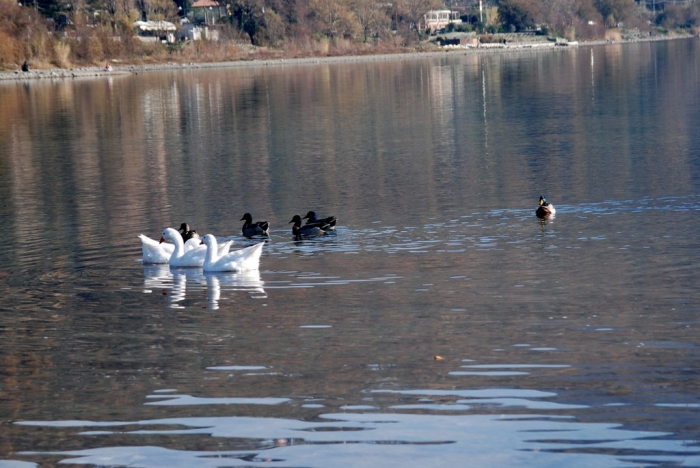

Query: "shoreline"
<box><xmin>0</xmin><ymin>34</ymin><xmax>694</xmax><ymax>82</ymax></box>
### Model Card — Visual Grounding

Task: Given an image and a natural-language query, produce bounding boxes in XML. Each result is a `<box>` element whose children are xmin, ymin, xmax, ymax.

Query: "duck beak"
<box><xmin>200</xmin><ymin>240</ymin><xmax>204</xmax><ymax>245</ymax></box>
<box><xmin>159</xmin><ymin>236</ymin><xmax>165</xmax><ymax>243</ymax></box>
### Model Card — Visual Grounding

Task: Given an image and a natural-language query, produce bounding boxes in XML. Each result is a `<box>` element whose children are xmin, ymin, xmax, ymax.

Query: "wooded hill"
<box><xmin>1</xmin><ymin>0</ymin><xmax>698</xmax><ymax>69</ymax></box>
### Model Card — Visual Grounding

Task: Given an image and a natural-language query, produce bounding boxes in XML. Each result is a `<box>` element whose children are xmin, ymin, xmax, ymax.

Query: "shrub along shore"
<box><xmin>0</xmin><ymin>33</ymin><xmax>693</xmax><ymax>82</ymax></box>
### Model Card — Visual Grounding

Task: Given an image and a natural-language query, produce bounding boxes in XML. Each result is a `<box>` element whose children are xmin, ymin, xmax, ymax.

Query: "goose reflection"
<box><xmin>168</xmin><ymin>268</ymin><xmax>207</xmax><ymax>308</ymax></box>
<box><xmin>205</xmin><ymin>270</ymin><xmax>266</xmax><ymax>310</ymax></box>
<box><xmin>142</xmin><ymin>264</ymin><xmax>172</xmax><ymax>291</ymax></box>
<box><xmin>143</xmin><ymin>266</ymin><xmax>265</xmax><ymax>309</ymax></box>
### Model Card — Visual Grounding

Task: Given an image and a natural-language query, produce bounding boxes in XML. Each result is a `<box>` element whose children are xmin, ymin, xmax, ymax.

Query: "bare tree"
<box><xmin>546</xmin><ymin>0</ymin><xmax>576</xmax><ymax>28</ymax></box>
<box><xmin>261</xmin><ymin>9</ymin><xmax>287</xmax><ymax>44</ymax></box>
<box><xmin>351</xmin><ymin>0</ymin><xmax>390</xmax><ymax>41</ymax></box>
<box><xmin>594</xmin><ymin>0</ymin><xmax>635</xmax><ymax>26</ymax></box>
<box><xmin>103</xmin><ymin>0</ymin><xmax>120</xmax><ymax>17</ymax></box>
<box><xmin>120</xmin><ymin>0</ymin><xmax>135</xmax><ymax>16</ymax></box>
<box><xmin>134</xmin><ymin>0</ymin><xmax>176</xmax><ymax>21</ymax></box>
<box><xmin>309</xmin><ymin>0</ymin><xmax>359</xmax><ymax>38</ymax></box>
<box><xmin>391</xmin><ymin>0</ymin><xmax>442</xmax><ymax>38</ymax></box>
<box><xmin>497</xmin><ymin>0</ymin><xmax>543</xmax><ymax>31</ymax></box>
<box><xmin>222</xmin><ymin>0</ymin><xmax>265</xmax><ymax>41</ymax></box>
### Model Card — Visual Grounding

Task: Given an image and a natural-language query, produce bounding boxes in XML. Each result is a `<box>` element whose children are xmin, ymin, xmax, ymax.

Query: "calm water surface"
<box><xmin>0</xmin><ymin>39</ymin><xmax>699</xmax><ymax>467</ymax></box>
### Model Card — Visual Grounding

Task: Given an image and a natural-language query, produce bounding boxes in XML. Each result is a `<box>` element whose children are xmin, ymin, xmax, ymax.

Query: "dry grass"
<box><xmin>0</xmin><ymin>31</ymin><xmax>20</xmax><ymax>67</ymax></box>
<box><xmin>315</xmin><ymin>37</ymin><xmax>330</xmax><ymax>56</ymax></box>
<box><xmin>24</xmin><ymin>58</ymin><xmax>56</xmax><ymax>69</ymax></box>
<box><xmin>53</xmin><ymin>42</ymin><xmax>72</xmax><ymax>68</ymax></box>
<box><xmin>87</xmin><ymin>36</ymin><xmax>105</xmax><ymax>64</ymax></box>
<box><xmin>604</xmin><ymin>29</ymin><xmax>622</xmax><ymax>41</ymax></box>
<box><xmin>329</xmin><ymin>38</ymin><xmax>354</xmax><ymax>55</ymax></box>
<box><xmin>564</xmin><ymin>26</ymin><xmax>577</xmax><ymax>41</ymax></box>
<box><xmin>174</xmin><ymin>40</ymin><xmax>245</xmax><ymax>63</ymax></box>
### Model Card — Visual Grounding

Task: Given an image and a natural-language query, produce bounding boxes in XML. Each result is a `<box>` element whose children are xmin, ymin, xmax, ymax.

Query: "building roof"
<box><xmin>191</xmin><ymin>0</ymin><xmax>222</xmax><ymax>7</ymax></box>
<box><xmin>133</xmin><ymin>20</ymin><xmax>177</xmax><ymax>31</ymax></box>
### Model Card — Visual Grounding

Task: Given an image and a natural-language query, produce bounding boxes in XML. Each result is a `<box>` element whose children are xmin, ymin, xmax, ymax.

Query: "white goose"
<box><xmin>160</xmin><ymin>228</ymin><xmax>233</xmax><ymax>267</ymax></box>
<box><xmin>138</xmin><ymin>233</ymin><xmax>201</xmax><ymax>264</ymax></box>
<box><xmin>200</xmin><ymin>234</ymin><xmax>264</xmax><ymax>272</ymax></box>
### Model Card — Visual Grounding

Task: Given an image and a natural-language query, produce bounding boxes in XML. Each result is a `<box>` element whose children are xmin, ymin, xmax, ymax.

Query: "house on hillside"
<box><xmin>134</xmin><ymin>20</ymin><xmax>177</xmax><ymax>43</ymax></box>
<box><xmin>191</xmin><ymin>0</ymin><xmax>227</xmax><ymax>25</ymax></box>
<box><xmin>422</xmin><ymin>10</ymin><xmax>462</xmax><ymax>34</ymax></box>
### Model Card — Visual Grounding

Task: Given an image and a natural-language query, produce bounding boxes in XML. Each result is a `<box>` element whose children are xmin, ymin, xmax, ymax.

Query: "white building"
<box><xmin>423</xmin><ymin>10</ymin><xmax>462</xmax><ymax>34</ymax></box>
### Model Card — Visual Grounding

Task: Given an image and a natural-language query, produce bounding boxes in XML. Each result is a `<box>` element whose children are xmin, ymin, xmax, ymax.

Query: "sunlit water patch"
<box><xmin>145</xmin><ymin>394</ymin><xmax>291</xmax><ymax>406</ymax></box>
<box><xmin>16</xmin><ymin>410</ymin><xmax>699</xmax><ymax>468</ymax></box>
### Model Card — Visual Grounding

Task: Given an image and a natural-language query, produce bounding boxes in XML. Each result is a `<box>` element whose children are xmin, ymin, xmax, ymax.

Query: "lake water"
<box><xmin>0</xmin><ymin>38</ymin><xmax>699</xmax><ymax>467</ymax></box>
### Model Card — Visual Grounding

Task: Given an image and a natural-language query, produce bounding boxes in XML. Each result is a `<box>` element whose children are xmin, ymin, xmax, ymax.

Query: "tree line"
<box><xmin>496</xmin><ymin>0</ymin><xmax>699</xmax><ymax>37</ymax></box>
<box><xmin>1</xmin><ymin>0</ymin><xmax>698</xmax><ymax>69</ymax></box>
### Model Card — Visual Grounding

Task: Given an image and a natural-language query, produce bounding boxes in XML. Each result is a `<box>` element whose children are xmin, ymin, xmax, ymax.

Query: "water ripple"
<box><xmin>16</xmin><ymin>411</ymin><xmax>696</xmax><ymax>468</ymax></box>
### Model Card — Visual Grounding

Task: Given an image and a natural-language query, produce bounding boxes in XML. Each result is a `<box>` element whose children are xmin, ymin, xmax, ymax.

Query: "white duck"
<box><xmin>138</xmin><ymin>233</ymin><xmax>201</xmax><ymax>264</ymax></box>
<box><xmin>160</xmin><ymin>228</ymin><xmax>233</xmax><ymax>268</ymax></box>
<box><xmin>200</xmin><ymin>234</ymin><xmax>264</xmax><ymax>272</ymax></box>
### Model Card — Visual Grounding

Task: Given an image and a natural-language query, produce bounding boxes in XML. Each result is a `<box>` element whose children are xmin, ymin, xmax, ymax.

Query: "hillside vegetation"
<box><xmin>1</xmin><ymin>0</ymin><xmax>698</xmax><ymax>70</ymax></box>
